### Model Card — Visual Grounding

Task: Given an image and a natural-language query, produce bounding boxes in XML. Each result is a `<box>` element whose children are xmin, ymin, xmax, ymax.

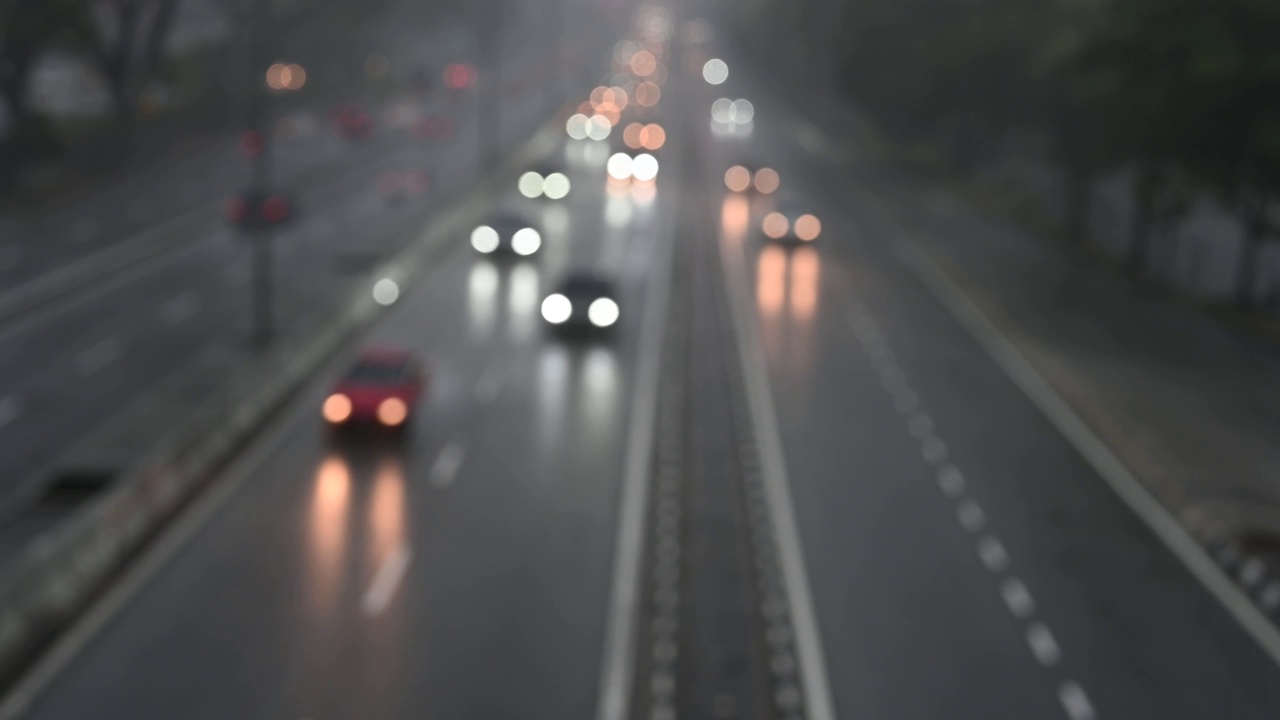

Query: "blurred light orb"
<box><xmin>639</xmin><ymin>123</ymin><xmax>666</xmax><ymax>150</ymax></box>
<box><xmin>543</xmin><ymin>172</ymin><xmax>571</xmax><ymax>199</ymax></box>
<box><xmin>763</xmin><ymin>212</ymin><xmax>790</xmax><ymax>239</ymax></box>
<box><xmin>566</xmin><ymin>113</ymin><xmax>590</xmax><ymax>140</ymax></box>
<box><xmin>732</xmin><ymin>99</ymin><xmax>755</xmax><ymax>124</ymax></box>
<box><xmin>542</xmin><ymin>293</ymin><xmax>572</xmax><ymax>324</ymax></box>
<box><xmin>630</xmin><ymin>50</ymin><xmax>657</xmax><ymax>77</ymax></box>
<box><xmin>609</xmin><ymin>86</ymin><xmax>630</xmax><ymax>109</ymax></box>
<box><xmin>372</xmin><ymin>278</ymin><xmax>400</xmax><ymax>306</ymax></box>
<box><xmin>794</xmin><ymin>214</ymin><xmax>822</xmax><ymax>241</ymax></box>
<box><xmin>702</xmin><ymin>58</ymin><xmax>729</xmax><ymax>85</ymax></box>
<box><xmin>589</xmin><ymin>298</ymin><xmax>620</xmax><ymax>327</ymax></box>
<box><xmin>607</xmin><ymin>153</ymin><xmax>634</xmax><ymax>181</ymax></box>
<box><xmin>285</xmin><ymin>64</ymin><xmax>306</xmax><ymax>90</ymax></box>
<box><xmin>711</xmin><ymin>98</ymin><xmax>735</xmax><ymax>124</ymax></box>
<box><xmin>724</xmin><ymin>165</ymin><xmax>751</xmax><ymax>192</ymax></box>
<box><xmin>635</xmin><ymin>81</ymin><xmax>661</xmax><ymax>107</ymax></box>
<box><xmin>519</xmin><ymin>171</ymin><xmax>545</xmax><ymax>198</ymax></box>
<box><xmin>471</xmin><ymin>225</ymin><xmax>500</xmax><ymax>253</ymax></box>
<box><xmin>754</xmin><ymin>167</ymin><xmax>780</xmax><ymax>194</ymax></box>
<box><xmin>631</xmin><ymin>153</ymin><xmax>659</xmax><ymax>182</ymax></box>
<box><xmin>623</xmin><ymin>122</ymin><xmax>644</xmax><ymax>149</ymax></box>
<box><xmin>377</xmin><ymin>397</ymin><xmax>408</xmax><ymax>426</ymax></box>
<box><xmin>586</xmin><ymin>114</ymin><xmax>612</xmax><ymax>140</ymax></box>
<box><xmin>512</xmin><ymin>228</ymin><xmax>542</xmax><ymax>255</ymax></box>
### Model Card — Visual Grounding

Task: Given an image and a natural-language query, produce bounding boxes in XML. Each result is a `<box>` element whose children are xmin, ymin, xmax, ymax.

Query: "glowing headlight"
<box><xmin>323</xmin><ymin>393</ymin><xmax>352</xmax><ymax>423</ymax></box>
<box><xmin>631</xmin><ymin>154</ymin><xmax>659</xmax><ymax>183</ymax></box>
<box><xmin>377</xmin><ymin>397</ymin><xmax>408</xmax><ymax>426</ymax></box>
<box><xmin>518</xmin><ymin>171</ymin><xmax>545</xmax><ymax>198</ymax></box>
<box><xmin>541</xmin><ymin>293</ymin><xmax>572</xmax><ymax>324</ymax></box>
<box><xmin>543</xmin><ymin>172</ymin><xmax>571</xmax><ymax>199</ymax></box>
<box><xmin>471</xmin><ymin>225</ymin><xmax>500</xmax><ymax>253</ymax></box>
<box><xmin>512</xmin><ymin>227</ymin><xmax>541</xmax><ymax>255</ymax></box>
<box><xmin>607</xmin><ymin>153</ymin><xmax>634</xmax><ymax>181</ymax></box>
<box><xmin>588</xmin><ymin>297</ymin><xmax>619</xmax><ymax>327</ymax></box>
<box><xmin>372</xmin><ymin>278</ymin><xmax>400</xmax><ymax>306</ymax></box>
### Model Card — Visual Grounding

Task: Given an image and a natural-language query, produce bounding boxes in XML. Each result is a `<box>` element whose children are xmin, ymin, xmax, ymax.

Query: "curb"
<box><xmin>0</xmin><ymin>111</ymin><xmax>565</xmax><ymax>695</ymax></box>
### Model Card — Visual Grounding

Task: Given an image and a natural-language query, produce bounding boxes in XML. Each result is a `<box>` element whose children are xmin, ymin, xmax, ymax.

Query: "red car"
<box><xmin>323</xmin><ymin>348</ymin><xmax>426</xmax><ymax>432</ymax></box>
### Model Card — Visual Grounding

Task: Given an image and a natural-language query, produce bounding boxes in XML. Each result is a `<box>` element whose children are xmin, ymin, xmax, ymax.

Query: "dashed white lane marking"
<box><xmin>1058</xmin><ymin>681</ymin><xmax>1097</xmax><ymax>720</ymax></box>
<box><xmin>429</xmin><ymin>442</ymin><xmax>466</xmax><ymax>488</ymax></box>
<box><xmin>920</xmin><ymin>437</ymin><xmax>948</xmax><ymax>464</ymax></box>
<box><xmin>159</xmin><ymin>291</ymin><xmax>201</xmax><ymax>323</ymax></box>
<box><xmin>361</xmin><ymin>542</ymin><xmax>412</xmax><ymax>616</ymax></box>
<box><xmin>75</xmin><ymin>337</ymin><xmax>124</xmax><ymax>376</ymax></box>
<box><xmin>473</xmin><ymin>361</ymin><xmax>505</xmax><ymax>403</ymax></box>
<box><xmin>937</xmin><ymin>465</ymin><xmax>966</xmax><ymax>497</ymax></box>
<box><xmin>907</xmin><ymin>413</ymin><xmax>933</xmax><ymax>439</ymax></box>
<box><xmin>0</xmin><ymin>397</ymin><xmax>21</xmax><ymax>429</ymax></box>
<box><xmin>1001</xmin><ymin>577</ymin><xmax>1036</xmax><ymax>619</ymax></box>
<box><xmin>957</xmin><ymin>500</ymin><xmax>986</xmax><ymax>532</ymax></box>
<box><xmin>1026</xmin><ymin>622</ymin><xmax>1062</xmax><ymax>666</ymax></box>
<box><xmin>977</xmin><ymin>536</ymin><xmax>1009</xmax><ymax>573</ymax></box>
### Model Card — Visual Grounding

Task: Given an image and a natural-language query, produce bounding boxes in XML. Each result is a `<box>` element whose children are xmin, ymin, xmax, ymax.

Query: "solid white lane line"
<box><xmin>957</xmin><ymin>500</ymin><xmax>986</xmax><ymax>533</ymax></box>
<box><xmin>978</xmin><ymin>536</ymin><xmax>1009</xmax><ymax>573</ymax></box>
<box><xmin>720</xmin><ymin>184</ymin><xmax>837</xmax><ymax>720</ymax></box>
<box><xmin>871</xmin><ymin>199</ymin><xmax>1280</xmax><ymax>664</ymax></box>
<box><xmin>1058</xmin><ymin>681</ymin><xmax>1097</xmax><ymax>720</ymax></box>
<box><xmin>159</xmin><ymin>291</ymin><xmax>201</xmax><ymax>323</ymax></box>
<box><xmin>361</xmin><ymin>543</ymin><xmax>412</xmax><ymax>616</ymax></box>
<box><xmin>0</xmin><ymin>397</ymin><xmax>21</xmax><ymax>430</ymax></box>
<box><xmin>75</xmin><ymin>337</ymin><xmax>124</xmax><ymax>376</ymax></box>
<box><xmin>1001</xmin><ymin>577</ymin><xmax>1036</xmax><ymax>619</ymax></box>
<box><xmin>937</xmin><ymin>465</ymin><xmax>966</xmax><ymax>497</ymax></box>
<box><xmin>596</xmin><ymin>119</ymin><xmax>679</xmax><ymax>720</ymax></box>
<box><xmin>429</xmin><ymin>442</ymin><xmax>466</xmax><ymax>488</ymax></box>
<box><xmin>473</xmin><ymin>361</ymin><xmax>505</xmax><ymax>403</ymax></box>
<box><xmin>1026</xmin><ymin>622</ymin><xmax>1062</xmax><ymax>666</ymax></box>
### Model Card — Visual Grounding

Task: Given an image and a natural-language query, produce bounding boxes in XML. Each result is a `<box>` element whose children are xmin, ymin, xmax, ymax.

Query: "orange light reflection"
<box><xmin>307</xmin><ymin>457</ymin><xmax>351</xmax><ymax>617</ymax></box>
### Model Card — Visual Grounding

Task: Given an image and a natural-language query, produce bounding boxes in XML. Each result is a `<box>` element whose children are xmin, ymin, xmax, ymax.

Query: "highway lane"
<box><xmin>7</xmin><ymin>116</ymin><xmax>681</xmax><ymax>719</ymax></box>
<box><xmin>0</xmin><ymin>80</ymin><xmax>557</xmax><ymax>525</ymax></box>
<box><xmin>699</xmin><ymin>50</ymin><xmax>1280</xmax><ymax>718</ymax></box>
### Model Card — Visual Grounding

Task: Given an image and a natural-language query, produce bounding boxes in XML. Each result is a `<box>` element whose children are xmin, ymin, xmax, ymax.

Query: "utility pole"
<box><xmin>246</xmin><ymin>0</ymin><xmax>275</xmax><ymax>348</ymax></box>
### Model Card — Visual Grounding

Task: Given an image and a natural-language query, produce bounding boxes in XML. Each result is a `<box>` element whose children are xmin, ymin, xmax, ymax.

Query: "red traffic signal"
<box><xmin>226</xmin><ymin>191</ymin><xmax>297</xmax><ymax>231</ymax></box>
<box><xmin>443</xmin><ymin>63</ymin><xmax>477</xmax><ymax>90</ymax></box>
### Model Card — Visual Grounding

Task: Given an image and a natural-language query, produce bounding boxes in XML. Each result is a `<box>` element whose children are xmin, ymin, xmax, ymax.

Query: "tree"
<box><xmin>0</xmin><ymin>0</ymin><xmax>96</xmax><ymax>127</ymax></box>
<box><xmin>86</xmin><ymin>0</ymin><xmax>181</xmax><ymax>124</ymax></box>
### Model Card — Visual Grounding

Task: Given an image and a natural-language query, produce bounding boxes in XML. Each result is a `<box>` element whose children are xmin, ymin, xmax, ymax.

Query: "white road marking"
<box><xmin>596</xmin><ymin>115</ymin><xmax>680</xmax><ymax>720</ymax></box>
<box><xmin>1000</xmin><ymin>577</ymin><xmax>1035</xmax><ymax>619</ymax></box>
<box><xmin>870</xmin><ymin>197</ymin><xmax>1280</xmax><ymax>664</ymax></box>
<box><xmin>1058</xmin><ymin>681</ymin><xmax>1096</xmax><ymax>720</ymax></box>
<box><xmin>977</xmin><ymin>536</ymin><xmax>1009</xmax><ymax>572</ymax></box>
<box><xmin>907</xmin><ymin>413</ymin><xmax>933</xmax><ymax>439</ymax></box>
<box><xmin>473</xmin><ymin>361</ymin><xmax>505</xmax><ymax>403</ymax></box>
<box><xmin>1026</xmin><ymin>622</ymin><xmax>1062</xmax><ymax>666</ymax></box>
<box><xmin>429</xmin><ymin>442</ymin><xmax>466</xmax><ymax>488</ymax></box>
<box><xmin>0</xmin><ymin>397</ymin><xmax>21</xmax><ymax>429</ymax></box>
<box><xmin>75</xmin><ymin>337</ymin><xmax>124</xmax><ymax>376</ymax></box>
<box><xmin>920</xmin><ymin>437</ymin><xmax>948</xmax><ymax>464</ymax></box>
<box><xmin>937</xmin><ymin>465</ymin><xmax>966</xmax><ymax>497</ymax></box>
<box><xmin>957</xmin><ymin>500</ymin><xmax>986</xmax><ymax>532</ymax></box>
<box><xmin>159</xmin><ymin>291</ymin><xmax>201</xmax><ymax>323</ymax></box>
<box><xmin>718</xmin><ymin>185</ymin><xmax>837</xmax><ymax>720</ymax></box>
<box><xmin>361</xmin><ymin>543</ymin><xmax>412</xmax><ymax>616</ymax></box>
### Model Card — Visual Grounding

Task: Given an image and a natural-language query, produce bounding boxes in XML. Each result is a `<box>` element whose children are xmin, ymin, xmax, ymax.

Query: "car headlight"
<box><xmin>512</xmin><ymin>227</ymin><xmax>541</xmax><ymax>256</ymax></box>
<box><xmin>542</xmin><ymin>173</ymin><xmax>571</xmax><ymax>200</ymax></box>
<box><xmin>518</xmin><ymin>171</ymin><xmax>545</xmax><ymax>198</ymax></box>
<box><xmin>323</xmin><ymin>393</ymin><xmax>352</xmax><ymax>423</ymax></box>
<box><xmin>588</xmin><ymin>297</ymin><xmax>619</xmax><ymax>327</ymax></box>
<box><xmin>471</xmin><ymin>225</ymin><xmax>500</xmax><ymax>253</ymax></box>
<box><xmin>541</xmin><ymin>293</ymin><xmax>572</xmax><ymax>324</ymax></box>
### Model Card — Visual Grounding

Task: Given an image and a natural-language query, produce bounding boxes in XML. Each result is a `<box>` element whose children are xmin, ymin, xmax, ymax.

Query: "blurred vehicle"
<box><xmin>518</xmin><ymin>161</ymin><xmax>572</xmax><ymax>200</ymax></box>
<box><xmin>724</xmin><ymin>163</ymin><xmax>780</xmax><ymax>195</ymax></box>
<box><xmin>541</xmin><ymin>272</ymin><xmax>621</xmax><ymax>333</ymax></box>
<box><xmin>333</xmin><ymin>105</ymin><xmax>375</xmax><ymax>140</ymax></box>
<box><xmin>470</xmin><ymin>214</ymin><xmax>543</xmax><ymax>256</ymax></box>
<box><xmin>760</xmin><ymin>199</ymin><xmax>822</xmax><ymax>245</ymax></box>
<box><xmin>378</xmin><ymin>170</ymin><xmax>430</xmax><ymax>204</ymax></box>
<box><xmin>323</xmin><ymin>348</ymin><xmax>426</xmax><ymax>435</ymax></box>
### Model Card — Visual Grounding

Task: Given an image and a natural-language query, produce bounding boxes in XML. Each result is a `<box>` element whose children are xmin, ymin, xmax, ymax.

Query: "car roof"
<box><xmin>355</xmin><ymin>346</ymin><xmax>414</xmax><ymax>365</ymax></box>
<box><xmin>560</xmin><ymin>272</ymin><xmax>614</xmax><ymax>295</ymax></box>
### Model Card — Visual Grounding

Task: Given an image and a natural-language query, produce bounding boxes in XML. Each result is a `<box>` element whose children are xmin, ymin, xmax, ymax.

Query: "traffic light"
<box><xmin>225</xmin><ymin>190</ymin><xmax>298</xmax><ymax>231</ymax></box>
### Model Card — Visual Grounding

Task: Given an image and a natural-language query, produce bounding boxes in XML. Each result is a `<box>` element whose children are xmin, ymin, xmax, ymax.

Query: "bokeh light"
<box><xmin>543</xmin><ymin>173</ymin><xmax>571</xmax><ymax>199</ymax></box>
<box><xmin>794</xmin><ymin>214</ymin><xmax>822</xmax><ymax>241</ymax></box>
<box><xmin>471</xmin><ymin>225</ymin><xmax>500</xmax><ymax>253</ymax></box>
<box><xmin>725</xmin><ymin>165</ymin><xmax>751</xmax><ymax>192</ymax></box>
<box><xmin>623</xmin><ymin>122</ymin><xmax>644</xmax><ymax>149</ymax></box>
<box><xmin>639</xmin><ymin>124</ymin><xmax>666</xmax><ymax>150</ymax></box>
<box><xmin>607</xmin><ymin>153</ymin><xmax>634</xmax><ymax>181</ymax></box>
<box><xmin>566</xmin><ymin>113</ymin><xmax>590</xmax><ymax>140</ymax></box>
<box><xmin>519</xmin><ymin>171</ymin><xmax>545</xmax><ymax>198</ymax></box>
<box><xmin>586</xmin><ymin>114</ymin><xmax>612</xmax><ymax>140</ymax></box>
<box><xmin>702</xmin><ymin>58</ymin><xmax>729</xmax><ymax>85</ymax></box>
<box><xmin>763</xmin><ymin>211</ymin><xmax>790</xmax><ymax>239</ymax></box>
<box><xmin>754</xmin><ymin>167</ymin><xmax>780</xmax><ymax>194</ymax></box>
<box><xmin>630</xmin><ymin>50</ymin><xmax>657</xmax><ymax>76</ymax></box>
<box><xmin>372</xmin><ymin>278</ymin><xmax>400</xmax><ymax>306</ymax></box>
<box><xmin>711</xmin><ymin>98</ymin><xmax>735</xmax><ymax>124</ymax></box>
<box><xmin>511</xmin><ymin>228</ymin><xmax>542</xmax><ymax>256</ymax></box>
<box><xmin>732</xmin><ymin>99</ymin><xmax>755</xmax><ymax>124</ymax></box>
<box><xmin>635</xmin><ymin>81</ymin><xmax>661</xmax><ymax>106</ymax></box>
<box><xmin>631</xmin><ymin>153</ymin><xmax>659</xmax><ymax>182</ymax></box>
